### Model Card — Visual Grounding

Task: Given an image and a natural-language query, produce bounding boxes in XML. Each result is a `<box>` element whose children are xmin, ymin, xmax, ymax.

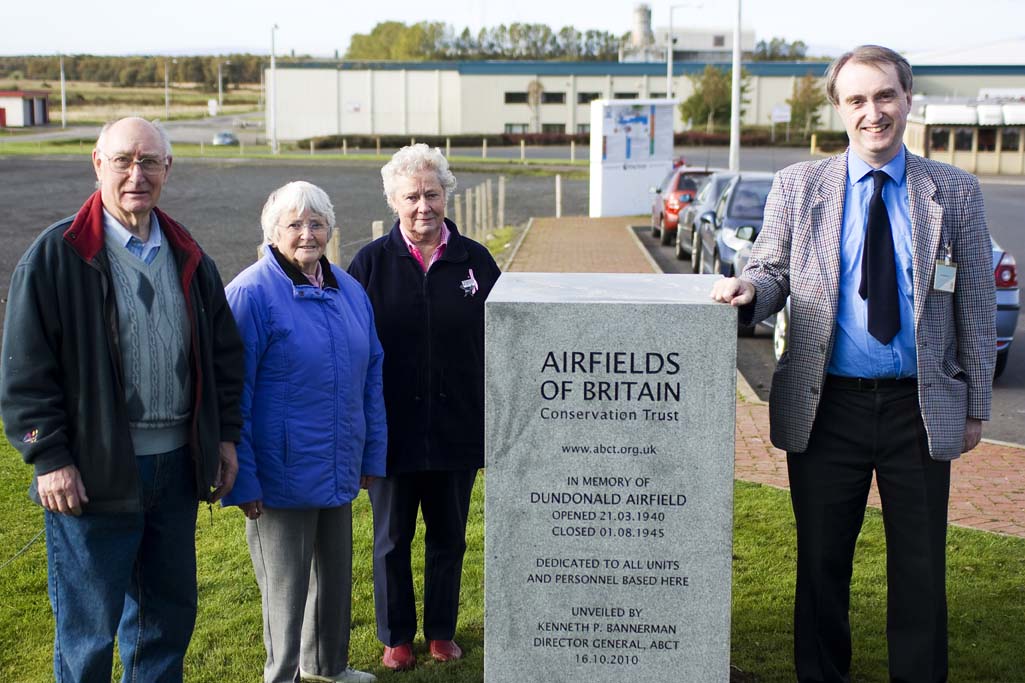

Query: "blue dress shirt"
<box><xmin>827</xmin><ymin>148</ymin><xmax>917</xmax><ymax>379</ymax></box>
<box><xmin>102</xmin><ymin>209</ymin><xmax>162</xmax><ymax>264</ymax></box>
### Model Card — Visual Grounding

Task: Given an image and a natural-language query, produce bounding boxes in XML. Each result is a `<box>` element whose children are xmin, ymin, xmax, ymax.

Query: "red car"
<box><xmin>650</xmin><ymin>168</ymin><xmax>712</xmax><ymax>246</ymax></box>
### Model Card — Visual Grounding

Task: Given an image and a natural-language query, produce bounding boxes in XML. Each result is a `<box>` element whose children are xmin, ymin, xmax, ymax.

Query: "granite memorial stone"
<box><xmin>484</xmin><ymin>273</ymin><xmax>737</xmax><ymax>683</ymax></box>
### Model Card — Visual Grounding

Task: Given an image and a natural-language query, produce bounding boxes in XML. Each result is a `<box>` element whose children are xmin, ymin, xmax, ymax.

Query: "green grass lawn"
<box><xmin>1</xmin><ymin>430</ymin><xmax>1023</xmax><ymax>682</ymax></box>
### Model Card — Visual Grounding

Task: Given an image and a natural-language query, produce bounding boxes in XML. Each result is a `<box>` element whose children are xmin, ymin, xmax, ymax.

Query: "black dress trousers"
<box><xmin>368</xmin><ymin>469</ymin><xmax>478</xmax><ymax>646</ymax></box>
<box><xmin>786</xmin><ymin>378</ymin><xmax>950</xmax><ymax>683</ymax></box>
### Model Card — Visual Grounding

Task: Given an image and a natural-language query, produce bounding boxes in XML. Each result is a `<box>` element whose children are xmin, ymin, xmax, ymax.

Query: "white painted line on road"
<box><xmin>624</xmin><ymin>223</ymin><xmax>661</xmax><ymax>274</ymax></box>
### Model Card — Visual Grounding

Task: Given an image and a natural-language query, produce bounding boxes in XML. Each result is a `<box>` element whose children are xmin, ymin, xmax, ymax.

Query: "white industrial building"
<box><xmin>267</xmin><ymin>60</ymin><xmax>1025</xmax><ymax>142</ymax></box>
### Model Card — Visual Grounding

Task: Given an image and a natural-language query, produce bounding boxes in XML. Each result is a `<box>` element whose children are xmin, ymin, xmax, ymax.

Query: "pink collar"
<box><xmin>402</xmin><ymin>222</ymin><xmax>450</xmax><ymax>272</ymax></box>
<box><xmin>303</xmin><ymin>261</ymin><xmax>324</xmax><ymax>288</ymax></box>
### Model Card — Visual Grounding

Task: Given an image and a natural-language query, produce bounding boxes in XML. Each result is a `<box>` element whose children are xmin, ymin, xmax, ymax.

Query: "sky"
<box><xmin>2</xmin><ymin>0</ymin><xmax>1022</xmax><ymax>59</ymax></box>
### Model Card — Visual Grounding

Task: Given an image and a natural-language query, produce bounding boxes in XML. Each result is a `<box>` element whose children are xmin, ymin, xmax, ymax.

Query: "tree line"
<box><xmin>0</xmin><ymin>55</ymin><xmax>268</xmax><ymax>89</ymax></box>
<box><xmin>753</xmin><ymin>38</ymin><xmax>809</xmax><ymax>61</ymax></box>
<box><xmin>346</xmin><ymin>21</ymin><xmax>627</xmax><ymax>61</ymax></box>
<box><xmin>346</xmin><ymin>24</ymin><xmax>814</xmax><ymax>62</ymax></box>
<box><xmin>0</xmin><ymin>29</ymin><xmax>814</xmax><ymax>89</ymax></box>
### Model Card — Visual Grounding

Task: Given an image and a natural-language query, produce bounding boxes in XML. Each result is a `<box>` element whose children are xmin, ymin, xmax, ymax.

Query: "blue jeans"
<box><xmin>45</xmin><ymin>447</ymin><xmax>199</xmax><ymax>683</ymax></box>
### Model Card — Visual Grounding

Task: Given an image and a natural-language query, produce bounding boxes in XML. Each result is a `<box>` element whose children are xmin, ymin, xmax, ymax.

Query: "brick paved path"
<box><xmin>506</xmin><ymin>216</ymin><xmax>657</xmax><ymax>273</ymax></box>
<box><xmin>508</xmin><ymin>216</ymin><xmax>1025</xmax><ymax>538</ymax></box>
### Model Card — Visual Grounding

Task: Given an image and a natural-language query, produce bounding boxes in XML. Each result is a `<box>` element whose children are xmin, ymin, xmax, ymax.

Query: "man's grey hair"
<box><xmin>95</xmin><ymin>117</ymin><xmax>173</xmax><ymax>158</ymax></box>
<box><xmin>260</xmin><ymin>180</ymin><xmax>337</xmax><ymax>245</ymax></box>
<box><xmin>824</xmin><ymin>45</ymin><xmax>913</xmax><ymax>106</ymax></box>
<box><xmin>380</xmin><ymin>143</ymin><xmax>457</xmax><ymax>213</ymax></box>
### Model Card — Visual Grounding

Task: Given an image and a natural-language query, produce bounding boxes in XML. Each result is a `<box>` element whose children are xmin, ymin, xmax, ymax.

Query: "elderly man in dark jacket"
<box><xmin>348</xmin><ymin>143</ymin><xmax>500</xmax><ymax>671</ymax></box>
<box><xmin>0</xmin><ymin>117</ymin><xmax>244</xmax><ymax>683</ymax></box>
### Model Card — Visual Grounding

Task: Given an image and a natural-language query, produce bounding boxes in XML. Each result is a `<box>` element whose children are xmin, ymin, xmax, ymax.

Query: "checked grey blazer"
<box><xmin>740</xmin><ymin>149</ymin><xmax>995</xmax><ymax>460</ymax></box>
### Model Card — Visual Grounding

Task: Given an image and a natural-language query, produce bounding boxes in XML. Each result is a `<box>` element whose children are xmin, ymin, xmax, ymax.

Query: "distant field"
<box><xmin>0</xmin><ymin>79</ymin><xmax>260</xmax><ymax>123</ymax></box>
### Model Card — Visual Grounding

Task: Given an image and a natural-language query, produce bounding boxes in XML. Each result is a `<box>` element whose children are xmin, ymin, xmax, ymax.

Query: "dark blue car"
<box><xmin>695</xmin><ymin>172</ymin><xmax>774</xmax><ymax>277</ymax></box>
<box><xmin>674</xmin><ymin>170</ymin><xmax>735</xmax><ymax>264</ymax></box>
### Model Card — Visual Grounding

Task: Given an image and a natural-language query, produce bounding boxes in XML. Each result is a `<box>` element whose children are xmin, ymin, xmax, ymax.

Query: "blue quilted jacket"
<box><xmin>222</xmin><ymin>246</ymin><xmax>386</xmax><ymax>508</ymax></box>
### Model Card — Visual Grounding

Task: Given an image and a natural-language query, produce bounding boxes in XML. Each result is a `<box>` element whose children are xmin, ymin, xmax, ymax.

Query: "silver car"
<box><xmin>211</xmin><ymin>131</ymin><xmax>239</xmax><ymax>146</ymax></box>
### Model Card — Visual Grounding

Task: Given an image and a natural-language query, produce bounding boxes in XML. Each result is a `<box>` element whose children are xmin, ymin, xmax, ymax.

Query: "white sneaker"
<box><xmin>300</xmin><ymin>667</ymin><xmax>377</xmax><ymax>683</ymax></box>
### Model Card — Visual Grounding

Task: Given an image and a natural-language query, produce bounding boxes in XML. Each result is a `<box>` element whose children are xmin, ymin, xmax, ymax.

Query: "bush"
<box><xmin>813</xmin><ymin>130</ymin><xmax>850</xmax><ymax>152</ymax></box>
<box><xmin>299</xmin><ymin>132</ymin><xmax>591</xmax><ymax>151</ymax></box>
<box><xmin>672</xmin><ymin>127</ymin><xmax>849</xmax><ymax>150</ymax></box>
<box><xmin>298</xmin><ymin>129</ymin><xmax>849</xmax><ymax>152</ymax></box>
<box><xmin>673</xmin><ymin>129</ymin><xmax>777</xmax><ymax>147</ymax></box>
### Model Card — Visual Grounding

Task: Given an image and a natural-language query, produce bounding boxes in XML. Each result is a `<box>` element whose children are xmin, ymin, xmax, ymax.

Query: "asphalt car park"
<box><xmin>0</xmin><ymin>155</ymin><xmax>588</xmax><ymax>325</ymax></box>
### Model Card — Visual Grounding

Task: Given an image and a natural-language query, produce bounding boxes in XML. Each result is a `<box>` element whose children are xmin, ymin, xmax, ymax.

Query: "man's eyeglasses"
<box><xmin>281</xmin><ymin>219</ymin><xmax>328</xmax><ymax>233</ymax></box>
<box><xmin>97</xmin><ymin>150</ymin><xmax>168</xmax><ymax>175</ymax></box>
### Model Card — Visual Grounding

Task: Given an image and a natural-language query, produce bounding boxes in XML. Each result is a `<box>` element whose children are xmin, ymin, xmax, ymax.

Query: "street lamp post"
<box><xmin>163</xmin><ymin>58</ymin><xmax>177</xmax><ymax>120</ymax></box>
<box><xmin>728</xmin><ymin>0</ymin><xmax>742</xmax><ymax>171</ymax></box>
<box><xmin>164</xmin><ymin>58</ymin><xmax>170</xmax><ymax>120</ymax></box>
<box><xmin>217</xmin><ymin>60</ymin><xmax>232</xmax><ymax>111</ymax></box>
<box><xmin>665</xmin><ymin>3</ymin><xmax>701</xmax><ymax>100</ymax></box>
<box><xmin>270</xmin><ymin>24</ymin><xmax>279</xmax><ymax>154</ymax></box>
<box><xmin>59</xmin><ymin>53</ymin><xmax>66</xmax><ymax>129</ymax></box>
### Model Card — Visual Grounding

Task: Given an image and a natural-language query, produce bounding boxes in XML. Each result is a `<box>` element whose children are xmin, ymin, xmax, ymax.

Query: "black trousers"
<box><xmin>787</xmin><ymin>378</ymin><xmax>950</xmax><ymax>683</ymax></box>
<box><xmin>368</xmin><ymin>469</ymin><xmax>478</xmax><ymax>646</ymax></box>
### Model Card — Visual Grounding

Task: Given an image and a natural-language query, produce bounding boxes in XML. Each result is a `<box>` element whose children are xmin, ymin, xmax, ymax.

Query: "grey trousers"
<box><xmin>246</xmin><ymin>505</ymin><xmax>354</xmax><ymax>683</ymax></box>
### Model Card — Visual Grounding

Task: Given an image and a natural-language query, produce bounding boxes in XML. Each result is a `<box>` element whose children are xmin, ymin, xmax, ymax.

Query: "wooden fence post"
<box><xmin>498</xmin><ymin>176</ymin><xmax>506</xmax><ymax>229</ymax></box>
<box><xmin>485</xmin><ymin>178</ymin><xmax>494</xmax><ymax>233</ymax></box>
<box><xmin>453</xmin><ymin>194</ymin><xmax>463</xmax><ymax>229</ymax></box>
<box><xmin>326</xmin><ymin>230</ymin><xmax>342</xmax><ymax>265</ymax></box>
<box><xmin>464</xmin><ymin>188</ymin><xmax>474</xmax><ymax>236</ymax></box>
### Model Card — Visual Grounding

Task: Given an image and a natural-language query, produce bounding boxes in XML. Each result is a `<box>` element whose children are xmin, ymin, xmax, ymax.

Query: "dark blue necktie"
<box><xmin>858</xmin><ymin>170</ymin><xmax>900</xmax><ymax>345</ymax></box>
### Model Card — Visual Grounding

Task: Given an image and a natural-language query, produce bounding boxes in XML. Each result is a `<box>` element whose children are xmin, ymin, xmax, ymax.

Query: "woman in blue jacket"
<box><xmin>348</xmin><ymin>145</ymin><xmax>500</xmax><ymax>671</ymax></box>
<box><xmin>224</xmin><ymin>181</ymin><xmax>386</xmax><ymax>683</ymax></box>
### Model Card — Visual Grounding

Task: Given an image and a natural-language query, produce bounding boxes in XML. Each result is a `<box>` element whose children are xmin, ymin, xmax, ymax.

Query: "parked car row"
<box><xmin>648</xmin><ymin>166</ymin><xmax>1020</xmax><ymax>381</ymax></box>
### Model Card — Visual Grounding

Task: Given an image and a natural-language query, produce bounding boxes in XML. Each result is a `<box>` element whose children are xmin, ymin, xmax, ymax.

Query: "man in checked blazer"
<box><xmin>713</xmin><ymin>45</ymin><xmax>995</xmax><ymax>682</ymax></box>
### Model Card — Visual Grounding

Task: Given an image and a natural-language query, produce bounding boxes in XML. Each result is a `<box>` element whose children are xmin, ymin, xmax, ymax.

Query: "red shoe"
<box><xmin>428</xmin><ymin>640</ymin><xmax>463</xmax><ymax>662</ymax></box>
<box><xmin>382</xmin><ymin>643</ymin><xmax>416</xmax><ymax>671</ymax></box>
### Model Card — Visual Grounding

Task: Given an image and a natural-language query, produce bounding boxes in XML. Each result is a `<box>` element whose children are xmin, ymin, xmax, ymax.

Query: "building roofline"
<box><xmin>273</xmin><ymin>60</ymin><xmax>1025</xmax><ymax>77</ymax></box>
<box><xmin>280</xmin><ymin>60</ymin><xmax>832</xmax><ymax>76</ymax></box>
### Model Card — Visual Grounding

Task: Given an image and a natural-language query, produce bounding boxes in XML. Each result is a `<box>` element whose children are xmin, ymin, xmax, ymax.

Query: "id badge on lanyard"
<box><xmin>933</xmin><ymin>241</ymin><xmax>956</xmax><ymax>293</ymax></box>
